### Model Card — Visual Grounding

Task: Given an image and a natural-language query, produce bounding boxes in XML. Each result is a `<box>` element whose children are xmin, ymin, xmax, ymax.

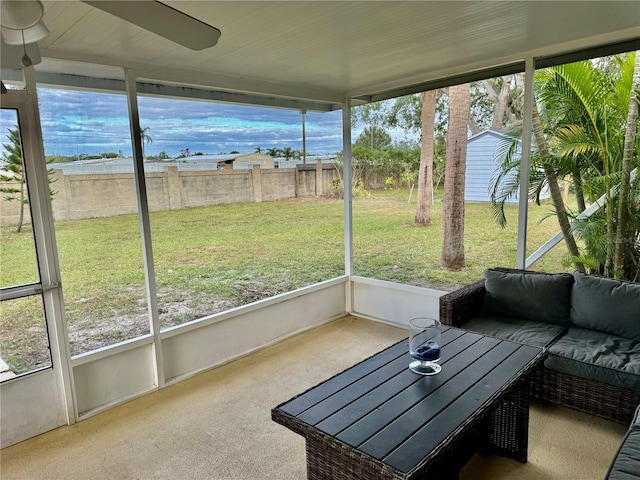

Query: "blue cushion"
<box><xmin>570</xmin><ymin>272</ymin><xmax>640</xmax><ymax>341</ymax></box>
<box><xmin>482</xmin><ymin>268</ymin><xmax>574</xmax><ymax>326</ymax></box>
<box><xmin>460</xmin><ymin>314</ymin><xmax>565</xmax><ymax>348</ymax></box>
<box><xmin>606</xmin><ymin>428</ymin><xmax>640</xmax><ymax>479</ymax></box>
<box><xmin>546</xmin><ymin>327</ymin><xmax>640</xmax><ymax>391</ymax></box>
<box><xmin>633</xmin><ymin>404</ymin><xmax>640</xmax><ymax>429</ymax></box>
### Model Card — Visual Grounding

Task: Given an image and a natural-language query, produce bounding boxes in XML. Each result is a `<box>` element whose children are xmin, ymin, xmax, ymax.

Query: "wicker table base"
<box><xmin>273</xmin><ymin>329</ymin><xmax>545</xmax><ymax>480</ymax></box>
<box><xmin>302</xmin><ymin>379</ymin><xmax>532</xmax><ymax>480</ymax></box>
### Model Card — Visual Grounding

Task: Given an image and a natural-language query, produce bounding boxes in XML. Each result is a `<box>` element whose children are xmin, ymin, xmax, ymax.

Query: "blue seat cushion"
<box><xmin>606</xmin><ymin>427</ymin><xmax>640</xmax><ymax>479</ymax></box>
<box><xmin>633</xmin><ymin>404</ymin><xmax>640</xmax><ymax>428</ymax></box>
<box><xmin>546</xmin><ymin>327</ymin><xmax>640</xmax><ymax>391</ymax></box>
<box><xmin>460</xmin><ymin>314</ymin><xmax>565</xmax><ymax>348</ymax></box>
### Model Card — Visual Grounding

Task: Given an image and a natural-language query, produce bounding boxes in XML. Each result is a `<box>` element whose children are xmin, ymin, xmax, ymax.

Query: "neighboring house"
<box><xmin>228</xmin><ymin>153</ymin><xmax>274</xmax><ymax>170</ymax></box>
<box><xmin>181</xmin><ymin>153</ymin><xmax>274</xmax><ymax>170</ymax></box>
<box><xmin>179</xmin><ymin>154</ymin><xmax>236</xmax><ymax>169</ymax></box>
<box><xmin>275</xmin><ymin>155</ymin><xmax>337</xmax><ymax>168</ymax></box>
<box><xmin>49</xmin><ymin>157</ymin><xmax>137</xmax><ymax>174</ymax></box>
<box><xmin>464</xmin><ymin>129</ymin><xmax>520</xmax><ymax>204</ymax></box>
<box><xmin>49</xmin><ymin>153</ymin><xmax>277</xmax><ymax>173</ymax></box>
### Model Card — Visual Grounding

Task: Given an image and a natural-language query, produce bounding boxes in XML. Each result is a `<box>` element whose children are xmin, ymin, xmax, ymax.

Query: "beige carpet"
<box><xmin>1</xmin><ymin>316</ymin><xmax>627</xmax><ymax>480</ymax></box>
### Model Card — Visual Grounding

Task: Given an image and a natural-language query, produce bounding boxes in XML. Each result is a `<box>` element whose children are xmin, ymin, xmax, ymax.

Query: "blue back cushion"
<box><xmin>570</xmin><ymin>271</ymin><xmax>640</xmax><ymax>341</ymax></box>
<box><xmin>483</xmin><ymin>268</ymin><xmax>574</xmax><ymax>326</ymax></box>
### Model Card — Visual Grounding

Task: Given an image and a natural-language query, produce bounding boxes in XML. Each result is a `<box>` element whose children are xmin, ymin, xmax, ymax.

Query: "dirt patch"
<box><xmin>66</xmin><ymin>275</ymin><xmax>455</xmax><ymax>357</ymax></box>
<box><xmin>67</xmin><ymin>312</ymin><xmax>150</xmax><ymax>356</ymax></box>
<box><xmin>157</xmin><ymin>296</ymin><xmax>236</xmax><ymax>329</ymax></box>
<box><xmin>9</xmin><ymin>276</ymin><xmax>459</xmax><ymax>370</ymax></box>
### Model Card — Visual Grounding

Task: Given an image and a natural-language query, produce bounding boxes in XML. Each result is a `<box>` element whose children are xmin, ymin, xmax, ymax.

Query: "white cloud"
<box><xmin>35</xmin><ymin>88</ymin><xmax>344</xmax><ymax>157</ymax></box>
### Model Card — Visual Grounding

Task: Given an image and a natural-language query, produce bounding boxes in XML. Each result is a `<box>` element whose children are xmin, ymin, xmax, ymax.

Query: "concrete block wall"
<box><xmin>261</xmin><ymin>168</ymin><xmax>296</xmax><ymax>202</ymax></box>
<box><xmin>0</xmin><ymin>160</ymin><xmax>339</xmax><ymax>225</ymax></box>
<box><xmin>0</xmin><ymin>181</ymin><xmax>31</xmax><ymax>226</ymax></box>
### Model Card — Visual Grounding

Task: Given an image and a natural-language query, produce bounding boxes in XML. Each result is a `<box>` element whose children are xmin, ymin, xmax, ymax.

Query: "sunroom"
<box><xmin>1</xmin><ymin>1</ymin><xmax>639</xmax><ymax>477</ymax></box>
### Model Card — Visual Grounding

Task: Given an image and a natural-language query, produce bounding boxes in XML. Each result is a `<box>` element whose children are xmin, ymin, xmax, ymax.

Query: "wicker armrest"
<box><xmin>439</xmin><ymin>279</ymin><xmax>486</xmax><ymax>327</ymax></box>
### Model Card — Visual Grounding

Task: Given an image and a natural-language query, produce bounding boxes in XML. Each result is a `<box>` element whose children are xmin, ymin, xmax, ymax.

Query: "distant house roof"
<box><xmin>467</xmin><ymin>129</ymin><xmax>520</xmax><ymax>144</ymax></box>
<box><xmin>181</xmin><ymin>153</ymin><xmax>273</xmax><ymax>163</ymax></box>
<box><xmin>181</xmin><ymin>154</ymin><xmax>237</xmax><ymax>163</ymax></box>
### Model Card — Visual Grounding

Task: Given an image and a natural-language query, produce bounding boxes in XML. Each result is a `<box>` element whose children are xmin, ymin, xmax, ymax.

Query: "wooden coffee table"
<box><xmin>272</xmin><ymin>327</ymin><xmax>546</xmax><ymax>479</ymax></box>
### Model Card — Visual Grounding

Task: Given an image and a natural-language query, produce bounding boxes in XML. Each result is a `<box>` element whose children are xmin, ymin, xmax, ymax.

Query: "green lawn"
<box><xmin>0</xmin><ymin>188</ymin><xmax>569</xmax><ymax>372</ymax></box>
<box><xmin>352</xmin><ymin>188</ymin><xmax>569</xmax><ymax>288</ymax></box>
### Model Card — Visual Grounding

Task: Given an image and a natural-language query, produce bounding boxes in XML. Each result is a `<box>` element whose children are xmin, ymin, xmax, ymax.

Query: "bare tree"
<box><xmin>415</xmin><ymin>90</ymin><xmax>437</xmax><ymax>226</ymax></box>
<box><xmin>441</xmin><ymin>83</ymin><xmax>470</xmax><ymax>271</ymax></box>
<box><xmin>482</xmin><ymin>77</ymin><xmax>513</xmax><ymax>130</ymax></box>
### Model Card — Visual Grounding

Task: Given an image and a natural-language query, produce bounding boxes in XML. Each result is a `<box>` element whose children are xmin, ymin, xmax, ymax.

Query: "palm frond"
<box><xmin>555</xmin><ymin>125</ymin><xmax>600</xmax><ymax>159</ymax></box>
<box><xmin>568</xmin><ymin>254</ymin><xmax>602</xmax><ymax>272</ymax></box>
<box><xmin>488</xmin><ymin>134</ymin><xmax>528</xmax><ymax>228</ymax></box>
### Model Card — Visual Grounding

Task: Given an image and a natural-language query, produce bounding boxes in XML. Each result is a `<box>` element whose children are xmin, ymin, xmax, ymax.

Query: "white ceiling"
<box><xmin>5</xmin><ymin>1</ymin><xmax>640</xmax><ymax>108</ymax></box>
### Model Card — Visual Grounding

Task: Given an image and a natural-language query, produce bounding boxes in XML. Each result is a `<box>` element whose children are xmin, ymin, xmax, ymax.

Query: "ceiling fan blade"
<box><xmin>82</xmin><ymin>1</ymin><xmax>220</xmax><ymax>51</ymax></box>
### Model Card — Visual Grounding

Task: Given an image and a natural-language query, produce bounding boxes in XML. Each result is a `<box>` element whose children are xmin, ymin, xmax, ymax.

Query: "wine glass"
<box><xmin>409</xmin><ymin>317</ymin><xmax>442</xmax><ymax>375</ymax></box>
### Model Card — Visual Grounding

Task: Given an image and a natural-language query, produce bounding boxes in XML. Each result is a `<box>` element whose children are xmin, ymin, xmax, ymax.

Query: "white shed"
<box><xmin>464</xmin><ymin>130</ymin><xmax>520</xmax><ymax>203</ymax></box>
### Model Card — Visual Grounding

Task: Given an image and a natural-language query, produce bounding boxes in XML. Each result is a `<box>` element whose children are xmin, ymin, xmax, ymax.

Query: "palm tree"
<box><xmin>254</xmin><ymin>146</ymin><xmax>263</xmax><ymax>154</ymax></box>
<box><xmin>282</xmin><ymin>146</ymin><xmax>294</xmax><ymax>160</ymax></box>
<box><xmin>490</xmin><ymin>52</ymin><xmax>639</xmax><ymax>279</ymax></box>
<box><xmin>544</xmin><ymin>55</ymin><xmax>637</xmax><ymax>277</ymax></box>
<box><xmin>266</xmin><ymin>147</ymin><xmax>281</xmax><ymax>158</ymax></box>
<box><xmin>140</xmin><ymin>126</ymin><xmax>153</xmax><ymax>159</ymax></box>
<box><xmin>415</xmin><ymin>90</ymin><xmax>437</xmax><ymax>226</ymax></box>
<box><xmin>531</xmin><ymin>101</ymin><xmax>585</xmax><ymax>273</ymax></box>
<box><xmin>614</xmin><ymin>53</ymin><xmax>640</xmax><ymax>277</ymax></box>
<box><xmin>441</xmin><ymin>83</ymin><xmax>470</xmax><ymax>271</ymax></box>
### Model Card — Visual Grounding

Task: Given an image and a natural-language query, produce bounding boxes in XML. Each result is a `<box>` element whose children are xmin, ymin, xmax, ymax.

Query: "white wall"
<box><xmin>68</xmin><ymin>277</ymin><xmax>348</xmax><ymax>419</ymax></box>
<box><xmin>350</xmin><ymin>276</ymin><xmax>445</xmax><ymax>329</ymax></box>
<box><xmin>0</xmin><ymin>369</ymin><xmax>67</xmax><ymax>448</ymax></box>
<box><xmin>1</xmin><ymin>275</ymin><xmax>450</xmax><ymax>447</ymax></box>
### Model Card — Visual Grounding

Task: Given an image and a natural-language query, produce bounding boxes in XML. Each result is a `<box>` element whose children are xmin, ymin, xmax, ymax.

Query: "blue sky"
<box><xmin>1</xmin><ymin>88</ymin><xmax>418</xmax><ymax>159</ymax></box>
<box><xmin>2</xmin><ymin>88</ymin><xmax>345</xmax><ymax>158</ymax></box>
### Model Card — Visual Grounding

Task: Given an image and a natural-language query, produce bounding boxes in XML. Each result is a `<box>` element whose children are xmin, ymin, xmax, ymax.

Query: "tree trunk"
<box><xmin>441</xmin><ymin>83</ymin><xmax>470</xmax><ymax>271</ymax></box>
<box><xmin>573</xmin><ymin>171</ymin><xmax>586</xmax><ymax>213</ymax></box>
<box><xmin>415</xmin><ymin>90</ymin><xmax>436</xmax><ymax>226</ymax></box>
<box><xmin>17</xmin><ymin>179</ymin><xmax>24</xmax><ymax>233</ymax></box>
<box><xmin>483</xmin><ymin>77</ymin><xmax>512</xmax><ymax>131</ymax></box>
<box><xmin>532</xmin><ymin>102</ymin><xmax>585</xmax><ymax>272</ymax></box>
<box><xmin>613</xmin><ymin>52</ymin><xmax>640</xmax><ymax>278</ymax></box>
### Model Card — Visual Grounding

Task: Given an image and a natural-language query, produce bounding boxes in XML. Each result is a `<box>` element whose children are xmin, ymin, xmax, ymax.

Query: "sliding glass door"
<box><xmin>0</xmin><ymin>89</ymin><xmax>71</xmax><ymax>448</ymax></box>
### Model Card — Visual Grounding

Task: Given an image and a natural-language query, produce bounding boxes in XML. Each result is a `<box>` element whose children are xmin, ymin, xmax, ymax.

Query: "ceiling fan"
<box><xmin>0</xmin><ymin>0</ymin><xmax>221</xmax><ymax>68</ymax></box>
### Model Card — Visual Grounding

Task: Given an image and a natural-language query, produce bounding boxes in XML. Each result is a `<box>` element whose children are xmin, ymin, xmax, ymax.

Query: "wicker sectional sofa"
<box><xmin>606</xmin><ymin>404</ymin><xmax>640</xmax><ymax>479</ymax></box>
<box><xmin>439</xmin><ymin>267</ymin><xmax>640</xmax><ymax>425</ymax></box>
